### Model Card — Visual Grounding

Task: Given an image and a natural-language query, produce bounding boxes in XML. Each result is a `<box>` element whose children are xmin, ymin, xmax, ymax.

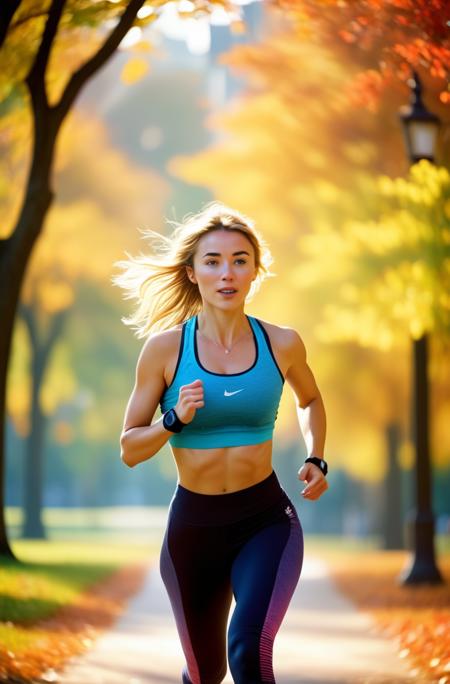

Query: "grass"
<box><xmin>1</xmin><ymin>540</ymin><xmax>156</xmax><ymax>623</ymax></box>
<box><xmin>0</xmin><ymin>539</ymin><xmax>156</xmax><ymax>682</ymax></box>
<box><xmin>6</xmin><ymin>506</ymin><xmax>169</xmax><ymax>542</ymax></box>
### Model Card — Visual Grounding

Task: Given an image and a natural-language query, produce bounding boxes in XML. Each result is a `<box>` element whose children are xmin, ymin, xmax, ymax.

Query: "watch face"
<box><xmin>166</xmin><ymin>410</ymin><xmax>176</xmax><ymax>426</ymax></box>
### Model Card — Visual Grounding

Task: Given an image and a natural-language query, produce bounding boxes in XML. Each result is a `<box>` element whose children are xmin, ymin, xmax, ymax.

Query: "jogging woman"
<box><xmin>115</xmin><ymin>202</ymin><xmax>328</xmax><ymax>684</ymax></box>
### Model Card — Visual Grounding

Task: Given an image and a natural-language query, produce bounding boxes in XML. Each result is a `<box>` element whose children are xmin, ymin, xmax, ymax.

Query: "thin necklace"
<box><xmin>197</xmin><ymin>322</ymin><xmax>252</xmax><ymax>354</ymax></box>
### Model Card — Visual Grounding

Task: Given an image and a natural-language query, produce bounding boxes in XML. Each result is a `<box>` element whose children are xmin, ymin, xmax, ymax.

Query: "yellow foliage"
<box><xmin>81</xmin><ymin>409</ymin><xmax>109</xmax><ymax>442</ymax></box>
<box><xmin>18</xmin><ymin>110</ymin><xmax>169</xmax><ymax>316</ymax></box>
<box><xmin>0</xmin><ymin>108</ymin><xmax>31</xmax><ymax>239</ymax></box>
<box><xmin>131</xmin><ymin>40</ymin><xmax>154</xmax><ymax>52</ymax></box>
<box><xmin>40</xmin><ymin>343</ymin><xmax>77</xmax><ymax>416</ymax></box>
<box><xmin>4</xmin><ymin>110</ymin><xmax>169</xmax><ymax>431</ymax></box>
<box><xmin>230</xmin><ymin>20</ymin><xmax>246</xmax><ymax>35</ymax></box>
<box><xmin>47</xmin><ymin>29</ymin><xmax>104</xmax><ymax>105</ymax></box>
<box><xmin>332</xmin><ymin>418</ymin><xmax>386</xmax><ymax>483</ymax></box>
<box><xmin>120</xmin><ymin>57</ymin><xmax>150</xmax><ymax>85</ymax></box>
<box><xmin>36</xmin><ymin>281</ymin><xmax>75</xmax><ymax>314</ymax></box>
<box><xmin>443</xmin><ymin>199</ymin><xmax>450</xmax><ymax>220</ymax></box>
<box><xmin>398</xmin><ymin>439</ymin><xmax>414</xmax><ymax>470</ymax></box>
<box><xmin>296</xmin><ymin>161</ymin><xmax>450</xmax><ymax>348</ymax></box>
<box><xmin>7</xmin><ymin>322</ymin><xmax>78</xmax><ymax>438</ymax></box>
<box><xmin>434</xmin><ymin>403</ymin><xmax>450</xmax><ymax>468</ymax></box>
<box><xmin>0</xmin><ymin>1</ymin><xmax>162</xmax><ymax>104</ymax></box>
<box><xmin>6</xmin><ymin>321</ymin><xmax>31</xmax><ymax>438</ymax></box>
<box><xmin>22</xmin><ymin>200</ymin><xmax>121</xmax><ymax>314</ymax></box>
<box><xmin>167</xmin><ymin>20</ymin><xmax>450</xmax><ymax>473</ymax></box>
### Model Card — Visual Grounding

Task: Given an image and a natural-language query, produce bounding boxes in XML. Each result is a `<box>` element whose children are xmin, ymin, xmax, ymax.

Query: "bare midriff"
<box><xmin>172</xmin><ymin>439</ymin><xmax>273</xmax><ymax>494</ymax></box>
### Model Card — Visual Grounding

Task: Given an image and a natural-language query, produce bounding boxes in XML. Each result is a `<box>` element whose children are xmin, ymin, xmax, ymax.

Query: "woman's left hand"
<box><xmin>297</xmin><ymin>462</ymin><xmax>329</xmax><ymax>501</ymax></box>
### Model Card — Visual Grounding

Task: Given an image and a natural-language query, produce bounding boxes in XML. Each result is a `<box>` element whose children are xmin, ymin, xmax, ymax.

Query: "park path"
<box><xmin>57</xmin><ymin>551</ymin><xmax>421</xmax><ymax>684</ymax></box>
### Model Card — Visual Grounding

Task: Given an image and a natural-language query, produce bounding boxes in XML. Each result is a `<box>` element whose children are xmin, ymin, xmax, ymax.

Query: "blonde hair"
<box><xmin>112</xmin><ymin>201</ymin><xmax>275</xmax><ymax>337</ymax></box>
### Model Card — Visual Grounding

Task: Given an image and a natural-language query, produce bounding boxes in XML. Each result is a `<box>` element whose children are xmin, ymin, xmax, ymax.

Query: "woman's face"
<box><xmin>186</xmin><ymin>230</ymin><xmax>257</xmax><ymax>310</ymax></box>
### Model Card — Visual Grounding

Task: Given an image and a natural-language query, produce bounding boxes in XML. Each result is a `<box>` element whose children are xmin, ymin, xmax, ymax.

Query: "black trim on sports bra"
<box><xmin>163</xmin><ymin>319</ymin><xmax>187</xmax><ymax>391</ymax></box>
<box><xmin>254</xmin><ymin>319</ymin><xmax>285</xmax><ymax>384</ymax></box>
<box><xmin>194</xmin><ymin>314</ymin><xmax>259</xmax><ymax>377</ymax></box>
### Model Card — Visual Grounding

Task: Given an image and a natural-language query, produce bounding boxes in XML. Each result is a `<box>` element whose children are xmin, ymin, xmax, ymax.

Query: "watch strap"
<box><xmin>162</xmin><ymin>408</ymin><xmax>186</xmax><ymax>434</ymax></box>
<box><xmin>304</xmin><ymin>456</ymin><xmax>328</xmax><ymax>476</ymax></box>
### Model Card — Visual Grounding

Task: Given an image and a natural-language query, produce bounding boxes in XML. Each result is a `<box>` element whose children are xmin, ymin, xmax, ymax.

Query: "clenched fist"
<box><xmin>175</xmin><ymin>379</ymin><xmax>204</xmax><ymax>424</ymax></box>
<box><xmin>297</xmin><ymin>462</ymin><xmax>329</xmax><ymax>501</ymax></box>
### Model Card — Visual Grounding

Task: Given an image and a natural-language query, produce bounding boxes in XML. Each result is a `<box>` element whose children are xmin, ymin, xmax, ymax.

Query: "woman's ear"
<box><xmin>185</xmin><ymin>264</ymin><xmax>197</xmax><ymax>285</ymax></box>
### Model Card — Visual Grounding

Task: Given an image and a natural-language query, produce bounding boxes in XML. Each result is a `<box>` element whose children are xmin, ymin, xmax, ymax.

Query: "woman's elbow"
<box><xmin>120</xmin><ymin>432</ymin><xmax>134</xmax><ymax>468</ymax></box>
<box><xmin>121</xmin><ymin>451</ymin><xmax>134</xmax><ymax>468</ymax></box>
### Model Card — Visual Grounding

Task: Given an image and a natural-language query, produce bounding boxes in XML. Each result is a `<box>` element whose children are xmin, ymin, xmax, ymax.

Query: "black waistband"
<box><xmin>168</xmin><ymin>470</ymin><xmax>286</xmax><ymax>525</ymax></box>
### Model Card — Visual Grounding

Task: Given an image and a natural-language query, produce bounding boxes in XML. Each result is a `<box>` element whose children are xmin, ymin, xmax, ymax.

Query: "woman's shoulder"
<box><xmin>253</xmin><ymin>316</ymin><xmax>305</xmax><ymax>352</ymax></box>
<box><xmin>138</xmin><ymin>322</ymin><xmax>185</xmax><ymax>367</ymax></box>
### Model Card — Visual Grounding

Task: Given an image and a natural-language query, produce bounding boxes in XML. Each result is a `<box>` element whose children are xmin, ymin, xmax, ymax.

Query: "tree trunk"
<box><xmin>0</xmin><ymin>263</ymin><xmax>21</xmax><ymax>559</ymax></box>
<box><xmin>21</xmin><ymin>305</ymin><xmax>67</xmax><ymax>539</ymax></box>
<box><xmin>0</xmin><ymin>0</ymin><xmax>146</xmax><ymax>560</ymax></box>
<box><xmin>0</xmin><ymin>1</ymin><xmax>21</xmax><ymax>49</ymax></box>
<box><xmin>0</xmin><ymin>183</ymin><xmax>53</xmax><ymax>558</ymax></box>
<box><xmin>381</xmin><ymin>421</ymin><xmax>404</xmax><ymax>549</ymax></box>
<box><xmin>22</xmin><ymin>392</ymin><xmax>48</xmax><ymax>539</ymax></box>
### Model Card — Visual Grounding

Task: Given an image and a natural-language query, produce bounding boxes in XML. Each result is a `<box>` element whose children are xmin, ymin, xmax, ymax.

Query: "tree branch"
<box><xmin>44</xmin><ymin>308</ymin><xmax>67</xmax><ymax>361</ymax></box>
<box><xmin>10</xmin><ymin>10</ymin><xmax>49</xmax><ymax>33</ymax></box>
<box><xmin>0</xmin><ymin>0</ymin><xmax>22</xmax><ymax>49</ymax></box>
<box><xmin>18</xmin><ymin>301</ymin><xmax>68</xmax><ymax>370</ymax></box>
<box><xmin>25</xmin><ymin>0</ymin><xmax>66</xmax><ymax>113</ymax></box>
<box><xmin>54</xmin><ymin>0</ymin><xmax>146</xmax><ymax>124</ymax></box>
<box><xmin>18</xmin><ymin>301</ymin><xmax>37</xmax><ymax>350</ymax></box>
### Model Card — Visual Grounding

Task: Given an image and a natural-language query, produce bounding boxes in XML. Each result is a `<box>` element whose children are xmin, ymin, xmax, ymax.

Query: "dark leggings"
<box><xmin>159</xmin><ymin>470</ymin><xmax>304</xmax><ymax>684</ymax></box>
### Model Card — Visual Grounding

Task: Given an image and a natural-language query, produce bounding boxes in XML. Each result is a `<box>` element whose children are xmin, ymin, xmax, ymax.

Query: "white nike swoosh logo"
<box><xmin>224</xmin><ymin>389</ymin><xmax>244</xmax><ymax>397</ymax></box>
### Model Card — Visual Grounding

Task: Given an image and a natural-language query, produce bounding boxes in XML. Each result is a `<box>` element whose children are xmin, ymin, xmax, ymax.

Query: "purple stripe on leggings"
<box><xmin>160</xmin><ymin>532</ymin><xmax>201</xmax><ymax>684</ymax></box>
<box><xmin>259</xmin><ymin>515</ymin><xmax>303</xmax><ymax>683</ymax></box>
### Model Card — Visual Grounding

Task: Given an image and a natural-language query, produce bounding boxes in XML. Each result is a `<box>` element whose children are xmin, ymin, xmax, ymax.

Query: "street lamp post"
<box><xmin>398</xmin><ymin>70</ymin><xmax>443</xmax><ymax>585</ymax></box>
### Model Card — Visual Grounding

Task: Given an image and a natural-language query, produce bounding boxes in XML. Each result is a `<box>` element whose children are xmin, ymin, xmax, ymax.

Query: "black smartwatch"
<box><xmin>162</xmin><ymin>408</ymin><xmax>186</xmax><ymax>434</ymax></box>
<box><xmin>304</xmin><ymin>456</ymin><xmax>328</xmax><ymax>476</ymax></box>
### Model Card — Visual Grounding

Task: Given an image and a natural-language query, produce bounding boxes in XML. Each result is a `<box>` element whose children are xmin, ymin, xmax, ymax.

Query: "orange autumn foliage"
<box><xmin>318</xmin><ymin>549</ymin><xmax>450</xmax><ymax>684</ymax></box>
<box><xmin>271</xmin><ymin>0</ymin><xmax>450</xmax><ymax>105</ymax></box>
<box><xmin>0</xmin><ymin>561</ymin><xmax>150</xmax><ymax>682</ymax></box>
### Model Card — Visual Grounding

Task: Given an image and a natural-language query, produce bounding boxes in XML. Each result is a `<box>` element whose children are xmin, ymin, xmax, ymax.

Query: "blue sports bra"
<box><xmin>159</xmin><ymin>314</ymin><xmax>285</xmax><ymax>449</ymax></box>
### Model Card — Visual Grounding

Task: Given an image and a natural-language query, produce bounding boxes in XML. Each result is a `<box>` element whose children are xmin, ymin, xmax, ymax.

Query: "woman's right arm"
<box><xmin>120</xmin><ymin>332</ymin><xmax>204</xmax><ymax>468</ymax></box>
<box><xmin>120</xmin><ymin>334</ymin><xmax>172</xmax><ymax>468</ymax></box>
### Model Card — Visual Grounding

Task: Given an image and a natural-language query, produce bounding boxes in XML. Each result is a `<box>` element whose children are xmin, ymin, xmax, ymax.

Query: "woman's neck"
<box><xmin>197</xmin><ymin>308</ymin><xmax>251</xmax><ymax>348</ymax></box>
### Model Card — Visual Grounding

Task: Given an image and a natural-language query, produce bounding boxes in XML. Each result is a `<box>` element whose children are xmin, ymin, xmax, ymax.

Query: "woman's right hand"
<box><xmin>175</xmin><ymin>379</ymin><xmax>204</xmax><ymax>424</ymax></box>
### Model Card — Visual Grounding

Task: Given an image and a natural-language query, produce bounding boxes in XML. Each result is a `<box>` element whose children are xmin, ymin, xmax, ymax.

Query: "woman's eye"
<box><xmin>205</xmin><ymin>259</ymin><xmax>246</xmax><ymax>265</ymax></box>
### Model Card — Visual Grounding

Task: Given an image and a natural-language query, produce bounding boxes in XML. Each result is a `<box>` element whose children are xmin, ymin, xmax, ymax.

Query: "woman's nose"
<box><xmin>221</xmin><ymin>263</ymin><xmax>233</xmax><ymax>278</ymax></box>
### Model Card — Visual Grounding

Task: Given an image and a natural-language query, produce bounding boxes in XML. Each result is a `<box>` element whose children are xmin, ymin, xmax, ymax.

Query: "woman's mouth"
<box><xmin>218</xmin><ymin>288</ymin><xmax>237</xmax><ymax>296</ymax></box>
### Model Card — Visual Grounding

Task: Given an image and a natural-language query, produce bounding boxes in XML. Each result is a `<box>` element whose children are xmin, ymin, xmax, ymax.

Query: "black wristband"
<box><xmin>162</xmin><ymin>408</ymin><xmax>186</xmax><ymax>434</ymax></box>
<box><xmin>304</xmin><ymin>456</ymin><xmax>328</xmax><ymax>476</ymax></box>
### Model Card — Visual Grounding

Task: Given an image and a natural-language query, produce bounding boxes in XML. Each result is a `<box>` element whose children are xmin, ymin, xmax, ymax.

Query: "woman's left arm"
<box><xmin>283</xmin><ymin>328</ymin><xmax>329</xmax><ymax>501</ymax></box>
